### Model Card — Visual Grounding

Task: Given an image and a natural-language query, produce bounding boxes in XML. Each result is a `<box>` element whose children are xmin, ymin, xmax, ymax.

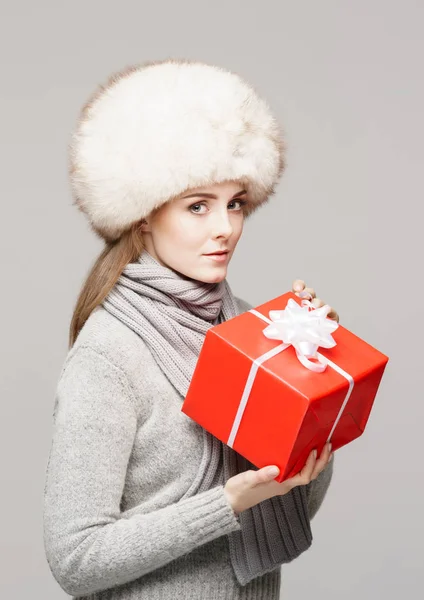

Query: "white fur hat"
<box><xmin>69</xmin><ymin>58</ymin><xmax>285</xmax><ymax>242</ymax></box>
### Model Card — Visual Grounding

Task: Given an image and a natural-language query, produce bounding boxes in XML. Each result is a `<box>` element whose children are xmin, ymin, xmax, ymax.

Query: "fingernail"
<box><xmin>328</xmin><ymin>442</ymin><xmax>332</xmax><ymax>452</ymax></box>
<box><xmin>313</xmin><ymin>449</ymin><xmax>317</xmax><ymax>459</ymax></box>
<box><xmin>299</xmin><ymin>291</ymin><xmax>312</xmax><ymax>300</ymax></box>
<box><xmin>268</xmin><ymin>466</ymin><xmax>279</xmax><ymax>476</ymax></box>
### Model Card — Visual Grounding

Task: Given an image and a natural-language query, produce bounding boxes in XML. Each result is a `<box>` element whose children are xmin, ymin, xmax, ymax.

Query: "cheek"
<box><xmin>171</xmin><ymin>214</ymin><xmax>204</xmax><ymax>244</ymax></box>
<box><xmin>155</xmin><ymin>213</ymin><xmax>202</xmax><ymax>250</ymax></box>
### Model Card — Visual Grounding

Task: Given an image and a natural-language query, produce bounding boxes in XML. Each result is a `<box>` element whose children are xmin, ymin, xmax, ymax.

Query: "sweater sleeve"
<box><xmin>43</xmin><ymin>346</ymin><xmax>241</xmax><ymax>597</ymax></box>
<box><xmin>306</xmin><ymin>455</ymin><xmax>334</xmax><ymax>519</ymax></box>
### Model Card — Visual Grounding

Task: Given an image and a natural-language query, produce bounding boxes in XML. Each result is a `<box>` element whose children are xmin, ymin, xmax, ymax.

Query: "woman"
<box><xmin>43</xmin><ymin>58</ymin><xmax>337</xmax><ymax>599</ymax></box>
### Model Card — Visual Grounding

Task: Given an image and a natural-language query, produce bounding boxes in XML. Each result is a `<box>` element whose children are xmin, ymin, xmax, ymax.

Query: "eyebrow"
<box><xmin>181</xmin><ymin>189</ymin><xmax>247</xmax><ymax>200</ymax></box>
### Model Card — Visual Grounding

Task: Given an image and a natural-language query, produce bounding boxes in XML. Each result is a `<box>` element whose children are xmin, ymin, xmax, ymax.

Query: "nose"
<box><xmin>211</xmin><ymin>208</ymin><xmax>233</xmax><ymax>239</ymax></box>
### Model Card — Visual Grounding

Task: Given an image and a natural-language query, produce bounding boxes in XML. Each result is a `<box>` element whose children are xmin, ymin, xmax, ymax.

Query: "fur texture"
<box><xmin>69</xmin><ymin>58</ymin><xmax>286</xmax><ymax>242</ymax></box>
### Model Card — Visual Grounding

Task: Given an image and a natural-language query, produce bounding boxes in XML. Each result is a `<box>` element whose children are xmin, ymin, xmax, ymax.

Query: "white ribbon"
<box><xmin>227</xmin><ymin>296</ymin><xmax>355</xmax><ymax>449</ymax></box>
<box><xmin>261</xmin><ymin>296</ymin><xmax>339</xmax><ymax>372</ymax></box>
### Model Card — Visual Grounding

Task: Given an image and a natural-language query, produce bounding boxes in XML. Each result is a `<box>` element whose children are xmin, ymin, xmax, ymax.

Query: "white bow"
<box><xmin>261</xmin><ymin>297</ymin><xmax>339</xmax><ymax>372</ymax></box>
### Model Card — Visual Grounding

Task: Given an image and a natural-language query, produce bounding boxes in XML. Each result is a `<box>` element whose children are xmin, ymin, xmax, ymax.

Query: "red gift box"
<box><xmin>181</xmin><ymin>291</ymin><xmax>389</xmax><ymax>483</ymax></box>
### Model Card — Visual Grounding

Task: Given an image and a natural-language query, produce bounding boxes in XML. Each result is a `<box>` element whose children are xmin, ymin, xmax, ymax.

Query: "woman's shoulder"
<box><xmin>65</xmin><ymin>306</ymin><xmax>155</xmax><ymax>380</ymax></box>
<box><xmin>62</xmin><ymin>297</ymin><xmax>253</xmax><ymax>379</ymax></box>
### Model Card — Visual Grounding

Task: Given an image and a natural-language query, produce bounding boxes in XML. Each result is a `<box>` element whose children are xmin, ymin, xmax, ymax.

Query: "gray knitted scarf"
<box><xmin>102</xmin><ymin>249</ymin><xmax>313</xmax><ymax>586</ymax></box>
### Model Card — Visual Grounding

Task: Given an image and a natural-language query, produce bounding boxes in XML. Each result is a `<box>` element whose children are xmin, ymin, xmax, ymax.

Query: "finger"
<box><xmin>255</xmin><ymin>466</ymin><xmax>280</xmax><ymax>486</ymax></box>
<box><xmin>293</xmin><ymin>449</ymin><xmax>317</xmax><ymax>485</ymax></box>
<box><xmin>304</xmin><ymin>287</ymin><xmax>316</xmax><ymax>299</ymax></box>
<box><xmin>327</xmin><ymin>308</ymin><xmax>340</xmax><ymax>323</ymax></box>
<box><xmin>312</xmin><ymin>453</ymin><xmax>333</xmax><ymax>480</ymax></box>
<box><xmin>292</xmin><ymin>279</ymin><xmax>305</xmax><ymax>293</ymax></box>
<box><xmin>303</xmin><ymin>449</ymin><xmax>318</xmax><ymax>482</ymax></box>
<box><xmin>311</xmin><ymin>297</ymin><xmax>325</xmax><ymax>308</ymax></box>
<box><xmin>311</xmin><ymin>443</ymin><xmax>332</xmax><ymax>479</ymax></box>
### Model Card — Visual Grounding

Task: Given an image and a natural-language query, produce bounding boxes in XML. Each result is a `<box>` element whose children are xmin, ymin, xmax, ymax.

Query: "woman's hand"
<box><xmin>224</xmin><ymin>443</ymin><xmax>333</xmax><ymax>515</ymax></box>
<box><xmin>292</xmin><ymin>279</ymin><xmax>339</xmax><ymax>323</ymax></box>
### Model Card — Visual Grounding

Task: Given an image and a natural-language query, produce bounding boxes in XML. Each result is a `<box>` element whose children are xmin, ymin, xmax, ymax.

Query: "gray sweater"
<box><xmin>43</xmin><ymin>297</ymin><xmax>334</xmax><ymax>599</ymax></box>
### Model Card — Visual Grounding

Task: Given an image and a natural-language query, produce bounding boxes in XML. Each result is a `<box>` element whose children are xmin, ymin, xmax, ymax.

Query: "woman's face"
<box><xmin>139</xmin><ymin>180</ymin><xmax>247</xmax><ymax>283</ymax></box>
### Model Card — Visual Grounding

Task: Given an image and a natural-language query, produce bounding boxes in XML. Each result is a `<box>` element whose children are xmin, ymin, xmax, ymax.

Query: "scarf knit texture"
<box><xmin>102</xmin><ymin>249</ymin><xmax>313</xmax><ymax>585</ymax></box>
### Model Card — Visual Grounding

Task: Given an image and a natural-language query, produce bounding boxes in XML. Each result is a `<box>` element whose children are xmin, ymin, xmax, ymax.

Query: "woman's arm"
<box><xmin>43</xmin><ymin>346</ymin><xmax>240</xmax><ymax>597</ymax></box>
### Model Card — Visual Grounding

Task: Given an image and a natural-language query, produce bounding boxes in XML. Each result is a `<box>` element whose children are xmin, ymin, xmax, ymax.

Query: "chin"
<box><xmin>192</xmin><ymin>268</ymin><xmax>227</xmax><ymax>284</ymax></box>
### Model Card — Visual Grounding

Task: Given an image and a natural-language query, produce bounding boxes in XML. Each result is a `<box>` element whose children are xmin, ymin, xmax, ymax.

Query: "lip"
<box><xmin>203</xmin><ymin>252</ymin><xmax>229</xmax><ymax>263</ymax></box>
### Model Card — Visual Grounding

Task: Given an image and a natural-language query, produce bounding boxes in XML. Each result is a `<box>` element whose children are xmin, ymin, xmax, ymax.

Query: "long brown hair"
<box><xmin>68</xmin><ymin>222</ymin><xmax>145</xmax><ymax>349</ymax></box>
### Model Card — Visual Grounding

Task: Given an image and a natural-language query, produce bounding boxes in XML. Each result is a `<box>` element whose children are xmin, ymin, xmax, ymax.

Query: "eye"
<box><xmin>228</xmin><ymin>199</ymin><xmax>247</xmax><ymax>211</ymax></box>
<box><xmin>189</xmin><ymin>202</ymin><xmax>207</xmax><ymax>214</ymax></box>
<box><xmin>189</xmin><ymin>199</ymin><xmax>248</xmax><ymax>214</ymax></box>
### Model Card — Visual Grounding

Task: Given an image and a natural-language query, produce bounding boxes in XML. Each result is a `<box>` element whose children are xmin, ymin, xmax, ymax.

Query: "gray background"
<box><xmin>1</xmin><ymin>0</ymin><xmax>422</xmax><ymax>597</ymax></box>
